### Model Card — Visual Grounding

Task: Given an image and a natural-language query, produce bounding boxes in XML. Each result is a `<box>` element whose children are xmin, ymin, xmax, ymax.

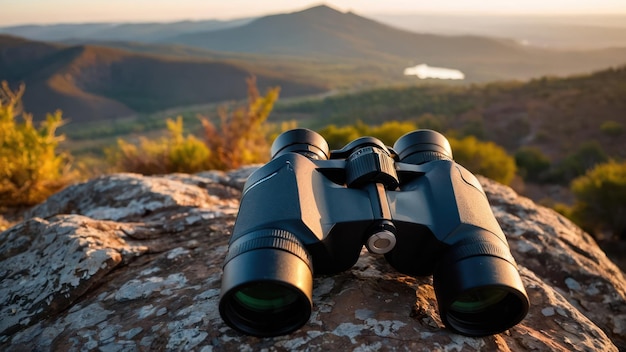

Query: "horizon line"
<box><xmin>2</xmin><ymin>8</ymin><xmax>626</xmax><ymax>27</ymax></box>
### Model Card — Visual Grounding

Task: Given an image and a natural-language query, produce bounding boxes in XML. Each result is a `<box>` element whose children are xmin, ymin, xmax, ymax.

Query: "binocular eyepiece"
<box><xmin>219</xmin><ymin>128</ymin><xmax>529</xmax><ymax>337</ymax></box>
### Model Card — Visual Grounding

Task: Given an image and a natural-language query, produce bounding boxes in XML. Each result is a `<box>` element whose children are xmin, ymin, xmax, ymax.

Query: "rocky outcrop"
<box><xmin>1</xmin><ymin>169</ymin><xmax>625</xmax><ymax>351</ymax></box>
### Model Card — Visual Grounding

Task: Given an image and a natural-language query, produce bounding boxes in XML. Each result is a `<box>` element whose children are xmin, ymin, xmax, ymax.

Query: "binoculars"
<box><xmin>219</xmin><ymin>128</ymin><xmax>529</xmax><ymax>337</ymax></box>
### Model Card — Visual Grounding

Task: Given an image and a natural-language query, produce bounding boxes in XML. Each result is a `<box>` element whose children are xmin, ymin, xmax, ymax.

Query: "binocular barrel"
<box><xmin>219</xmin><ymin>128</ymin><xmax>529</xmax><ymax>337</ymax></box>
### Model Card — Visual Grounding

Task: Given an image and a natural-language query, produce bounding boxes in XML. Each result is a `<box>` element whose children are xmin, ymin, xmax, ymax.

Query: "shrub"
<box><xmin>366</xmin><ymin>120</ymin><xmax>418</xmax><ymax>146</ymax></box>
<box><xmin>553</xmin><ymin>141</ymin><xmax>608</xmax><ymax>183</ymax></box>
<box><xmin>319</xmin><ymin>120</ymin><xmax>418</xmax><ymax>150</ymax></box>
<box><xmin>449</xmin><ymin>136</ymin><xmax>517</xmax><ymax>185</ymax></box>
<box><xmin>109</xmin><ymin>116</ymin><xmax>211</xmax><ymax>175</ymax></box>
<box><xmin>318</xmin><ymin>124</ymin><xmax>361</xmax><ymax>149</ymax></box>
<box><xmin>201</xmin><ymin>77</ymin><xmax>280</xmax><ymax>170</ymax></box>
<box><xmin>515</xmin><ymin>146</ymin><xmax>551</xmax><ymax>182</ymax></box>
<box><xmin>600</xmin><ymin>120</ymin><xmax>624</xmax><ymax>138</ymax></box>
<box><xmin>0</xmin><ymin>82</ymin><xmax>73</xmax><ymax>206</ymax></box>
<box><xmin>570</xmin><ymin>161</ymin><xmax>626</xmax><ymax>239</ymax></box>
<box><xmin>110</xmin><ymin>77</ymin><xmax>279</xmax><ymax>173</ymax></box>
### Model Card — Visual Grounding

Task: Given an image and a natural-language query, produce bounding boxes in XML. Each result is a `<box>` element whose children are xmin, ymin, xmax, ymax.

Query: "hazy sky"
<box><xmin>2</xmin><ymin>0</ymin><xmax>626</xmax><ymax>26</ymax></box>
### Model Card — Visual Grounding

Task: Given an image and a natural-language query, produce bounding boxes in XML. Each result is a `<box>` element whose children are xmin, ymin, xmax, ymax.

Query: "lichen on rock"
<box><xmin>0</xmin><ymin>170</ymin><xmax>625</xmax><ymax>351</ymax></box>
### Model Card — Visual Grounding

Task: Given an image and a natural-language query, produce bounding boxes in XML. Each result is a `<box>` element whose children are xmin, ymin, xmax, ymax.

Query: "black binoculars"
<box><xmin>219</xmin><ymin>128</ymin><xmax>529</xmax><ymax>337</ymax></box>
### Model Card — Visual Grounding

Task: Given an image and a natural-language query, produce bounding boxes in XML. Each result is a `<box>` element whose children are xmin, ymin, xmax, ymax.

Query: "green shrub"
<box><xmin>366</xmin><ymin>120</ymin><xmax>418</xmax><ymax>146</ymax></box>
<box><xmin>319</xmin><ymin>120</ymin><xmax>418</xmax><ymax>150</ymax></box>
<box><xmin>515</xmin><ymin>146</ymin><xmax>551</xmax><ymax>182</ymax></box>
<box><xmin>318</xmin><ymin>124</ymin><xmax>361</xmax><ymax>149</ymax></box>
<box><xmin>109</xmin><ymin>116</ymin><xmax>211</xmax><ymax>175</ymax></box>
<box><xmin>553</xmin><ymin>141</ymin><xmax>608</xmax><ymax>183</ymax></box>
<box><xmin>110</xmin><ymin>77</ymin><xmax>279</xmax><ymax>173</ymax></box>
<box><xmin>600</xmin><ymin>120</ymin><xmax>624</xmax><ymax>138</ymax></box>
<box><xmin>0</xmin><ymin>82</ymin><xmax>73</xmax><ymax>206</ymax></box>
<box><xmin>449</xmin><ymin>136</ymin><xmax>517</xmax><ymax>185</ymax></box>
<box><xmin>570</xmin><ymin>161</ymin><xmax>626</xmax><ymax>239</ymax></box>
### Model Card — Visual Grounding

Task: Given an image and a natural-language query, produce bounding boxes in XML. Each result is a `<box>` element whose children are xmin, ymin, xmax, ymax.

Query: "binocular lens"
<box><xmin>450</xmin><ymin>287</ymin><xmax>508</xmax><ymax>313</ymax></box>
<box><xmin>219</xmin><ymin>229</ymin><xmax>313</xmax><ymax>337</ymax></box>
<box><xmin>445</xmin><ymin>287</ymin><xmax>527</xmax><ymax>336</ymax></box>
<box><xmin>435</xmin><ymin>254</ymin><xmax>529</xmax><ymax>336</ymax></box>
<box><xmin>233</xmin><ymin>282</ymin><xmax>299</xmax><ymax>313</ymax></box>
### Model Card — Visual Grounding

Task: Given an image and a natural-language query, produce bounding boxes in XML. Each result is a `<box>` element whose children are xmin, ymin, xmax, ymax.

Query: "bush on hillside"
<box><xmin>201</xmin><ymin>77</ymin><xmax>280</xmax><ymax>170</ymax></box>
<box><xmin>319</xmin><ymin>120</ymin><xmax>418</xmax><ymax>149</ymax></box>
<box><xmin>515</xmin><ymin>146</ymin><xmax>551</xmax><ymax>182</ymax></box>
<box><xmin>600</xmin><ymin>120</ymin><xmax>624</xmax><ymax>138</ymax></box>
<box><xmin>551</xmin><ymin>141</ymin><xmax>608</xmax><ymax>183</ymax></box>
<box><xmin>570</xmin><ymin>161</ymin><xmax>626</xmax><ymax>240</ymax></box>
<box><xmin>449</xmin><ymin>136</ymin><xmax>517</xmax><ymax>185</ymax></box>
<box><xmin>109</xmin><ymin>116</ymin><xmax>211</xmax><ymax>175</ymax></box>
<box><xmin>318</xmin><ymin>124</ymin><xmax>361</xmax><ymax>150</ymax></box>
<box><xmin>110</xmin><ymin>77</ymin><xmax>280</xmax><ymax>173</ymax></box>
<box><xmin>0</xmin><ymin>81</ymin><xmax>73</xmax><ymax>206</ymax></box>
<box><xmin>319</xmin><ymin>122</ymin><xmax>515</xmax><ymax>184</ymax></box>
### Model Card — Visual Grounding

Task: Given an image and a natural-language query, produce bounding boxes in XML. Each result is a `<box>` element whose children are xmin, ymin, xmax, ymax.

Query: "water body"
<box><xmin>404</xmin><ymin>64</ymin><xmax>465</xmax><ymax>80</ymax></box>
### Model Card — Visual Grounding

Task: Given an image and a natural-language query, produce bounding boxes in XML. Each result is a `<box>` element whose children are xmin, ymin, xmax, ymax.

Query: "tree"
<box><xmin>0</xmin><ymin>81</ymin><xmax>74</xmax><ymax>206</ymax></box>
<box><xmin>570</xmin><ymin>161</ymin><xmax>626</xmax><ymax>239</ymax></box>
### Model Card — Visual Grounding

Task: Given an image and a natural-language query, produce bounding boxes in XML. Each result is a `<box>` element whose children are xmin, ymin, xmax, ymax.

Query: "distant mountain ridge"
<box><xmin>2</xmin><ymin>5</ymin><xmax>626</xmax><ymax>122</ymax></box>
<box><xmin>0</xmin><ymin>18</ymin><xmax>252</xmax><ymax>43</ymax></box>
<box><xmin>0</xmin><ymin>35</ymin><xmax>325</xmax><ymax>121</ymax></box>
<box><xmin>167</xmin><ymin>5</ymin><xmax>522</xmax><ymax>60</ymax></box>
<box><xmin>163</xmin><ymin>5</ymin><xmax>626</xmax><ymax>81</ymax></box>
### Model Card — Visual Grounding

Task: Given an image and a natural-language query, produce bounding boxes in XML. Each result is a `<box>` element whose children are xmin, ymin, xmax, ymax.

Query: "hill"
<box><xmin>277</xmin><ymin>65</ymin><xmax>626</xmax><ymax>166</ymax></box>
<box><xmin>0</xmin><ymin>18</ymin><xmax>252</xmax><ymax>42</ymax></box>
<box><xmin>168</xmin><ymin>5</ymin><xmax>626</xmax><ymax>82</ymax></box>
<box><xmin>0</xmin><ymin>35</ymin><xmax>326</xmax><ymax>122</ymax></box>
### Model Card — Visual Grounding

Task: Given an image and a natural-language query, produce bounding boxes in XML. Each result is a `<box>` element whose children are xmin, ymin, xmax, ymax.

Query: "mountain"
<box><xmin>168</xmin><ymin>5</ymin><xmax>626</xmax><ymax>81</ymax></box>
<box><xmin>0</xmin><ymin>35</ymin><xmax>326</xmax><ymax>122</ymax></box>
<box><xmin>0</xmin><ymin>18</ymin><xmax>252</xmax><ymax>43</ymax></box>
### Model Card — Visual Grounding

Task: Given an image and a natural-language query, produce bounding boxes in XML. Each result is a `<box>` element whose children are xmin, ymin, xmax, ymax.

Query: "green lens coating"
<box><xmin>450</xmin><ymin>288</ymin><xmax>509</xmax><ymax>313</ymax></box>
<box><xmin>233</xmin><ymin>282</ymin><xmax>299</xmax><ymax>313</ymax></box>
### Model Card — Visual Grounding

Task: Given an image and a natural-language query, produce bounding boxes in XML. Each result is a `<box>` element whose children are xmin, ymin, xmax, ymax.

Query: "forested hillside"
<box><xmin>277</xmin><ymin>66</ymin><xmax>626</xmax><ymax>169</ymax></box>
<box><xmin>0</xmin><ymin>35</ymin><xmax>325</xmax><ymax>121</ymax></box>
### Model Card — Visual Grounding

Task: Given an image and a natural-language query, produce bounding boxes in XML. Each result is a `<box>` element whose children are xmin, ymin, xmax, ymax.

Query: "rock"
<box><xmin>1</xmin><ymin>170</ymin><xmax>625</xmax><ymax>351</ymax></box>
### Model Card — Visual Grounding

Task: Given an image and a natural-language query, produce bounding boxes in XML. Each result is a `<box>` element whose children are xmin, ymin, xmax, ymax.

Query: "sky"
<box><xmin>2</xmin><ymin>0</ymin><xmax>626</xmax><ymax>26</ymax></box>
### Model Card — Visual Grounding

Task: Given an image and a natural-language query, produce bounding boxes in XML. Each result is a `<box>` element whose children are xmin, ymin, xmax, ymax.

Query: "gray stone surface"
<box><xmin>1</xmin><ymin>170</ymin><xmax>625</xmax><ymax>351</ymax></box>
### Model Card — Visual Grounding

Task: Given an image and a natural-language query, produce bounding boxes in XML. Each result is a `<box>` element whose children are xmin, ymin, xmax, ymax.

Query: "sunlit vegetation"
<box><xmin>569</xmin><ymin>161</ymin><xmax>626</xmax><ymax>240</ymax></box>
<box><xmin>319</xmin><ymin>121</ymin><xmax>516</xmax><ymax>185</ymax></box>
<box><xmin>319</xmin><ymin>120</ymin><xmax>419</xmax><ymax>149</ymax></box>
<box><xmin>449</xmin><ymin>136</ymin><xmax>516</xmax><ymax>185</ymax></box>
<box><xmin>107</xmin><ymin>116</ymin><xmax>212</xmax><ymax>175</ymax></box>
<box><xmin>108</xmin><ymin>77</ymin><xmax>280</xmax><ymax>174</ymax></box>
<box><xmin>0</xmin><ymin>82</ymin><xmax>74</xmax><ymax>206</ymax></box>
<box><xmin>200</xmin><ymin>77</ymin><xmax>280</xmax><ymax>170</ymax></box>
